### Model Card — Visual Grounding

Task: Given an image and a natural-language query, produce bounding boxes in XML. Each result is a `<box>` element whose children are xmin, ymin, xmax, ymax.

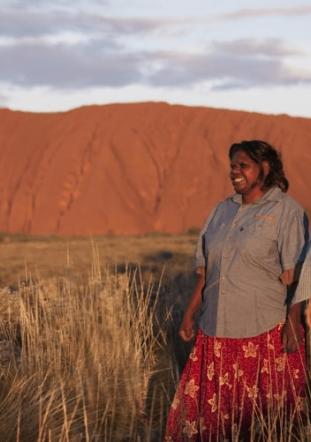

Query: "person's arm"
<box><xmin>278</xmin><ymin>209</ymin><xmax>309</xmax><ymax>353</ymax></box>
<box><xmin>280</xmin><ymin>269</ymin><xmax>303</xmax><ymax>353</ymax></box>
<box><xmin>294</xmin><ymin>244</ymin><xmax>311</xmax><ymax>328</ymax></box>
<box><xmin>179</xmin><ymin>268</ymin><xmax>205</xmax><ymax>342</ymax></box>
<box><xmin>181</xmin><ymin>205</ymin><xmax>218</xmax><ymax>342</ymax></box>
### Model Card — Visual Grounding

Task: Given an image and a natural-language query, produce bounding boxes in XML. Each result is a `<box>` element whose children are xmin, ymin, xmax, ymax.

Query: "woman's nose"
<box><xmin>231</xmin><ymin>165</ymin><xmax>241</xmax><ymax>175</ymax></box>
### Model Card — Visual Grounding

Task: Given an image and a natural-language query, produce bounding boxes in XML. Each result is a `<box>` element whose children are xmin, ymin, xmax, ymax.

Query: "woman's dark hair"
<box><xmin>229</xmin><ymin>140</ymin><xmax>289</xmax><ymax>192</ymax></box>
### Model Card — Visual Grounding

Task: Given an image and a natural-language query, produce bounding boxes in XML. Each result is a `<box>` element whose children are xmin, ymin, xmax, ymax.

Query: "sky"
<box><xmin>1</xmin><ymin>0</ymin><xmax>311</xmax><ymax>117</ymax></box>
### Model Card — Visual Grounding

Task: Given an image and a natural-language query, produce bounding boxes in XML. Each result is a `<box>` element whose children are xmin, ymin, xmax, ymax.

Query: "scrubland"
<box><xmin>0</xmin><ymin>233</ymin><xmax>309</xmax><ymax>441</ymax></box>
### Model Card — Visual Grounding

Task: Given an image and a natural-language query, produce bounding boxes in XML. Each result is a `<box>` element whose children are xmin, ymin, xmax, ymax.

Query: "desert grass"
<box><xmin>0</xmin><ymin>235</ymin><xmax>309</xmax><ymax>441</ymax></box>
<box><xmin>0</xmin><ymin>233</ymin><xmax>198</xmax><ymax>290</ymax></box>
<box><xmin>0</xmin><ymin>250</ymin><xmax>164</xmax><ymax>441</ymax></box>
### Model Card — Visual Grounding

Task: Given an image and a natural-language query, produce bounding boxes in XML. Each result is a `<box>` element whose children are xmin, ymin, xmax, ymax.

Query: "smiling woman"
<box><xmin>165</xmin><ymin>140</ymin><xmax>310</xmax><ymax>441</ymax></box>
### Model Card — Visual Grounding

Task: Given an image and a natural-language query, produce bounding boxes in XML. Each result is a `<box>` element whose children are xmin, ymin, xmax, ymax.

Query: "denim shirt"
<box><xmin>195</xmin><ymin>187</ymin><xmax>308</xmax><ymax>338</ymax></box>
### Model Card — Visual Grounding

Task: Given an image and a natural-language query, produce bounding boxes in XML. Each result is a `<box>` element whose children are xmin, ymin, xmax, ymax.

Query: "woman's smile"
<box><xmin>231</xmin><ymin>176</ymin><xmax>246</xmax><ymax>185</ymax></box>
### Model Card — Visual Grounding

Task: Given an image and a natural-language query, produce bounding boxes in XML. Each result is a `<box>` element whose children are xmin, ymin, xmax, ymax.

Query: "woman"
<box><xmin>165</xmin><ymin>140</ymin><xmax>309</xmax><ymax>441</ymax></box>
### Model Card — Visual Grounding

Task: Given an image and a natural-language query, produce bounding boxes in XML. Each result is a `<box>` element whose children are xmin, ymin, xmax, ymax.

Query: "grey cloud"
<box><xmin>219</xmin><ymin>5</ymin><xmax>311</xmax><ymax>20</ymax></box>
<box><xmin>0</xmin><ymin>9</ymin><xmax>168</xmax><ymax>38</ymax></box>
<box><xmin>147</xmin><ymin>48</ymin><xmax>311</xmax><ymax>90</ymax></box>
<box><xmin>212</xmin><ymin>39</ymin><xmax>302</xmax><ymax>58</ymax></box>
<box><xmin>0</xmin><ymin>41</ymin><xmax>145</xmax><ymax>88</ymax></box>
<box><xmin>1</xmin><ymin>0</ymin><xmax>108</xmax><ymax>11</ymax></box>
<box><xmin>0</xmin><ymin>38</ymin><xmax>310</xmax><ymax>91</ymax></box>
<box><xmin>0</xmin><ymin>10</ymin><xmax>75</xmax><ymax>38</ymax></box>
<box><xmin>2</xmin><ymin>4</ymin><xmax>311</xmax><ymax>41</ymax></box>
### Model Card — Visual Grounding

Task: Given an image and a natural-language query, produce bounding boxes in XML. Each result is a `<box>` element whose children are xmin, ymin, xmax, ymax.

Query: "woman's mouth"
<box><xmin>232</xmin><ymin>177</ymin><xmax>245</xmax><ymax>185</ymax></box>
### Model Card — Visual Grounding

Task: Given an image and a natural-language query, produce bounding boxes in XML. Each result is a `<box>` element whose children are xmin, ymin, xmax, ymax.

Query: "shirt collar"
<box><xmin>231</xmin><ymin>186</ymin><xmax>284</xmax><ymax>206</ymax></box>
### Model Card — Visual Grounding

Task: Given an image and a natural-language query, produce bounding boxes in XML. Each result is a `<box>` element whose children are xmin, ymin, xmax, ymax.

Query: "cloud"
<box><xmin>142</xmin><ymin>39</ymin><xmax>311</xmax><ymax>90</ymax></box>
<box><xmin>0</xmin><ymin>9</ymin><xmax>170</xmax><ymax>39</ymax></box>
<box><xmin>219</xmin><ymin>5</ymin><xmax>311</xmax><ymax>21</ymax></box>
<box><xmin>0</xmin><ymin>37</ymin><xmax>151</xmax><ymax>88</ymax></box>
<box><xmin>0</xmin><ymin>36</ymin><xmax>310</xmax><ymax>92</ymax></box>
<box><xmin>1</xmin><ymin>1</ymin><xmax>310</xmax><ymax>94</ymax></box>
<box><xmin>1</xmin><ymin>0</ymin><xmax>108</xmax><ymax>11</ymax></box>
<box><xmin>146</xmin><ymin>38</ymin><xmax>311</xmax><ymax>90</ymax></box>
<box><xmin>1</xmin><ymin>4</ymin><xmax>311</xmax><ymax>40</ymax></box>
<box><xmin>212</xmin><ymin>39</ymin><xmax>302</xmax><ymax>58</ymax></box>
<box><xmin>148</xmin><ymin>51</ymin><xmax>311</xmax><ymax>90</ymax></box>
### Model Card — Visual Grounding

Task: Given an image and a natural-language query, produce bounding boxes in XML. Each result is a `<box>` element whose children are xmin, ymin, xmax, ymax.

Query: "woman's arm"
<box><xmin>280</xmin><ymin>268</ymin><xmax>304</xmax><ymax>353</ymax></box>
<box><xmin>181</xmin><ymin>206</ymin><xmax>219</xmax><ymax>342</ymax></box>
<box><xmin>179</xmin><ymin>268</ymin><xmax>205</xmax><ymax>342</ymax></box>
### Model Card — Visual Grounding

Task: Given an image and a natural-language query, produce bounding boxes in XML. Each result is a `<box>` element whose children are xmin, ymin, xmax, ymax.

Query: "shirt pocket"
<box><xmin>239</xmin><ymin>219</ymin><xmax>278</xmax><ymax>263</ymax></box>
<box><xmin>245</xmin><ymin>219</ymin><xmax>276</xmax><ymax>240</ymax></box>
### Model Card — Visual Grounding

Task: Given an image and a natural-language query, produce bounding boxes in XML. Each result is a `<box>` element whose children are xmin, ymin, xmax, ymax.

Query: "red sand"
<box><xmin>0</xmin><ymin>102</ymin><xmax>310</xmax><ymax>235</ymax></box>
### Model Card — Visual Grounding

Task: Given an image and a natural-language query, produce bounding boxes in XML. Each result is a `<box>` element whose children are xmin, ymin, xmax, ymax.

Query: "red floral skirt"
<box><xmin>165</xmin><ymin>324</ymin><xmax>307</xmax><ymax>441</ymax></box>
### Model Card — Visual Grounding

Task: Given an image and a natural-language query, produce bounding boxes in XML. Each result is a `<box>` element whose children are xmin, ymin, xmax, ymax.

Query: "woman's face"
<box><xmin>230</xmin><ymin>150</ymin><xmax>263</xmax><ymax>195</ymax></box>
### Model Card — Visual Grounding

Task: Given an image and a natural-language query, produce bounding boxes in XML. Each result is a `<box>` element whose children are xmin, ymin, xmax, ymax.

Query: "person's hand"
<box><xmin>179</xmin><ymin>314</ymin><xmax>195</xmax><ymax>342</ymax></box>
<box><xmin>281</xmin><ymin>320</ymin><xmax>302</xmax><ymax>353</ymax></box>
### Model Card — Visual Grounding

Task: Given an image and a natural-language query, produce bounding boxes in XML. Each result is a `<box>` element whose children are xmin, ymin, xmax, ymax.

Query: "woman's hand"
<box><xmin>281</xmin><ymin>319</ymin><xmax>302</xmax><ymax>353</ymax></box>
<box><xmin>179</xmin><ymin>314</ymin><xmax>195</xmax><ymax>342</ymax></box>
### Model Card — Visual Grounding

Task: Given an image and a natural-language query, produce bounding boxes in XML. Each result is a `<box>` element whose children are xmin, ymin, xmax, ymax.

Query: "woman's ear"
<box><xmin>262</xmin><ymin>160</ymin><xmax>270</xmax><ymax>179</ymax></box>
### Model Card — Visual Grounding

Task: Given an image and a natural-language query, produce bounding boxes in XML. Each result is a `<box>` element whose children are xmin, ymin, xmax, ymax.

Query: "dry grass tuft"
<box><xmin>0</xmin><ymin>253</ymin><xmax>160</xmax><ymax>441</ymax></box>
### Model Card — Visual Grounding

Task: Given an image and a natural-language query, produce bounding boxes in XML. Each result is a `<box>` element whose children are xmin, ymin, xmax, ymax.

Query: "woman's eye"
<box><xmin>230</xmin><ymin>162</ymin><xmax>249</xmax><ymax>171</ymax></box>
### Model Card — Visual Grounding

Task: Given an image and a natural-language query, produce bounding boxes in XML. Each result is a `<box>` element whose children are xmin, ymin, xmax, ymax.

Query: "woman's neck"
<box><xmin>242</xmin><ymin>186</ymin><xmax>268</xmax><ymax>205</ymax></box>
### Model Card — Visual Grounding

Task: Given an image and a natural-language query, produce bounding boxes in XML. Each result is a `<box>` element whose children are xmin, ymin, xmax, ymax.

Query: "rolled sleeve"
<box><xmin>277</xmin><ymin>209</ymin><xmax>309</xmax><ymax>271</ymax></box>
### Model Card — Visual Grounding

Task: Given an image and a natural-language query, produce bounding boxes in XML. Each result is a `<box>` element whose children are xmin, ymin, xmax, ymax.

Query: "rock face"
<box><xmin>0</xmin><ymin>102</ymin><xmax>310</xmax><ymax>235</ymax></box>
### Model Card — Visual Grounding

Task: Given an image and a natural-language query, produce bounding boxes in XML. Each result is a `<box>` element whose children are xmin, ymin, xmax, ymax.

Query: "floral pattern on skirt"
<box><xmin>165</xmin><ymin>324</ymin><xmax>306</xmax><ymax>441</ymax></box>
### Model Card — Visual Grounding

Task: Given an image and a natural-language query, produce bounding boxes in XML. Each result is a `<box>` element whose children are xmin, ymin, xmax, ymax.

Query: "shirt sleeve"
<box><xmin>292</xmin><ymin>242</ymin><xmax>311</xmax><ymax>304</ymax></box>
<box><xmin>194</xmin><ymin>206</ymin><xmax>218</xmax><ymax>271</ymax></box>
<box><xmin>277</xmin><ymin>209</ymin><xmax>309</xmax><ymax>272</ymax></box>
